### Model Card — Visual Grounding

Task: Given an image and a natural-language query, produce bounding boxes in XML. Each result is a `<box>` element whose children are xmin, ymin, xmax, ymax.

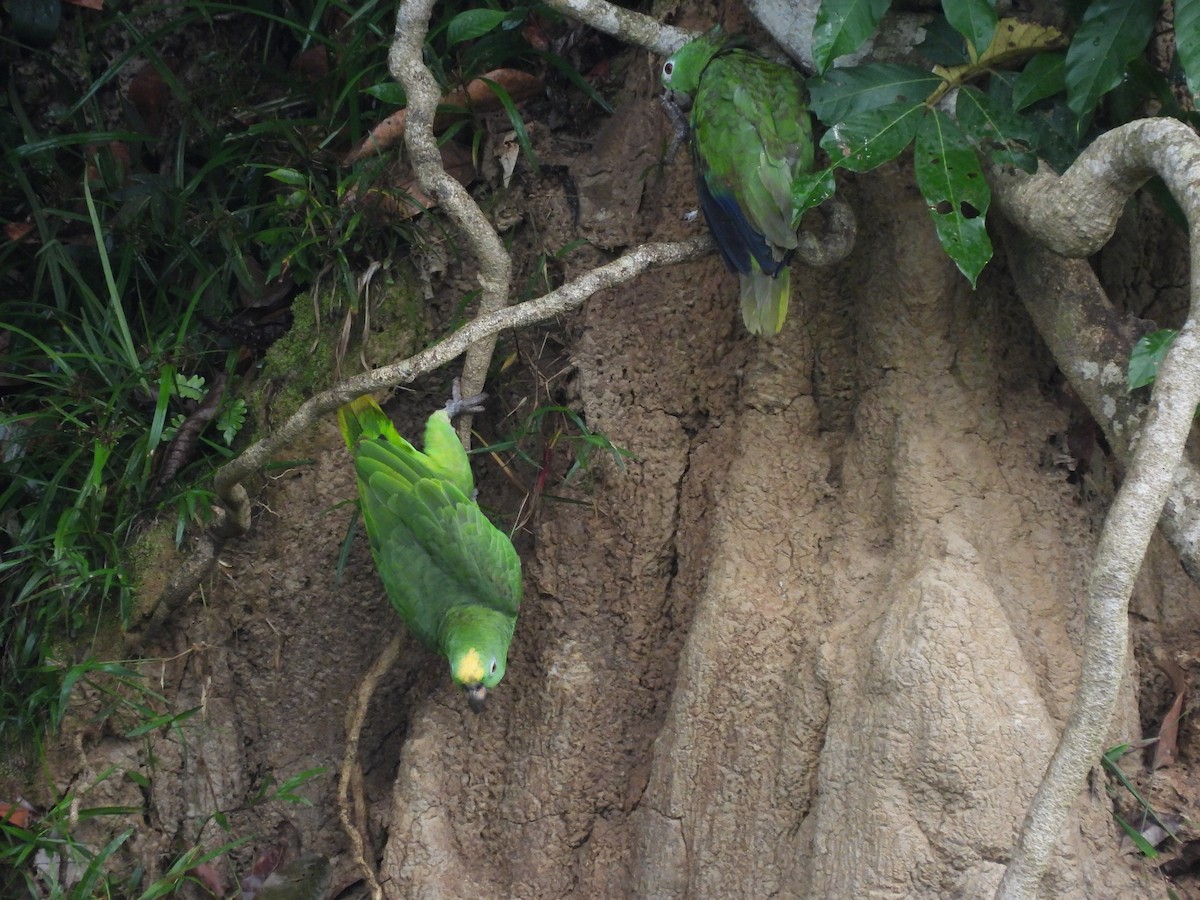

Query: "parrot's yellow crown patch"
<box><xmin>454</xmin><ymin>648</ymin><xmax>485</xmax><ymax>685</ymax></box>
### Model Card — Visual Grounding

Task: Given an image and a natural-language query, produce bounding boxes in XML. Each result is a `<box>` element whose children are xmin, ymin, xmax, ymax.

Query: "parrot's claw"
<box><xmin>444</xmin><ymin>378</ymin><xmax>488</xmax><ymax>420</ymax></box>
<box><xmin>683</xmin><ymin>209</ymin><xmax>700</xmax><ymax>224</ymax></box>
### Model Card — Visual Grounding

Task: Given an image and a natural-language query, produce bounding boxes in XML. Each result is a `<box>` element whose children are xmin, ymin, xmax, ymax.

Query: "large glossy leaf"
<box><xmin>1177</xmin><ymin>0</ymin><xmax>1200</xmax><ymax>104</ymax></box>
<box><xmin>1012</xmin><ymin>52</ymin><xmax>1066</xmax><ymax>110</ymax></box>
<box><xmin>914</xmin><ymin>110</ymin><xmax>992</xmax><ymax>286</ymax></box>
<box><xmin>943</xmin><ymin>0</ymin><xmax>996</xmax><ymax>59</ymax></box>
<box><xmin>820</xmin><ymin>101</ymin><xmax>924</xmax><ymax>172</ymax></box>
<box><xmin>956</xmin><ymin>86</ymin><xmax>1038</xmax><ymax>172</ymax></box>
<box><xmin>808</xmin><ymin>63</ymin><xmax>942</xmax><ymax>122</ymax></box>
<box><xmin>1064</xmin><ymin>0</ymin><xmax>1157</xmax><ymax>120</ymax></box>
<box><xmin>811</xmin><ymin>0</ymin><xmax>893</xmax><ymax>74</ymax></box>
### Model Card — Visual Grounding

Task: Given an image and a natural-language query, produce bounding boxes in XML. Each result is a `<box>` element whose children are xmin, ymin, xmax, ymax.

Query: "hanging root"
<box><xmin>338</xmin><ymin>633</ymin><xmax>402</xmax><ymax>900</ymax></box>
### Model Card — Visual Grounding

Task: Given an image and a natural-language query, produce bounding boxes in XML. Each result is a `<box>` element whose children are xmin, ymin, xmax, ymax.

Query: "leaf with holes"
<box><xmin>914</xmin><ymin>110</ymin><xmax>992</xmax><ymax>286</ymax></box>
<box><xmin>812</xmin><ymin>0</ymin><xmax>894</xmax><ymax>73</ymax></box>
<box><xmin>820</xmin><ymin>101</ymin><xmax>925</xmax><ymax>173</ymax></box>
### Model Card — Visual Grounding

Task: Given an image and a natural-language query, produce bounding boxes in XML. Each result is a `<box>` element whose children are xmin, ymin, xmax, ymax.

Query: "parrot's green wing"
<box><xmin>693</xmin><ymin>52</ymin><xmax>810</xmax><ymax>252</ymax></box>
<box><xmin>662</xmin><ymin>29</ymin><xmax>813</xmax><ymax>335</ymax></box>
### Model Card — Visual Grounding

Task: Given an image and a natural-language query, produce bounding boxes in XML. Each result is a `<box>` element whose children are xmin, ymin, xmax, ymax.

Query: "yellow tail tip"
<box><xmin>740</xmin><ymin>267</ymin><xmax>789</xmax><ymax>336</ymax></box>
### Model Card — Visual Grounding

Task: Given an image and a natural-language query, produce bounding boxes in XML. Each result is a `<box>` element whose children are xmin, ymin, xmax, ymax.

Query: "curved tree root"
<box><xmin>991</xmin><ymin>118</ymin><xmax>1200</xmax><ymax>899</ymax></box>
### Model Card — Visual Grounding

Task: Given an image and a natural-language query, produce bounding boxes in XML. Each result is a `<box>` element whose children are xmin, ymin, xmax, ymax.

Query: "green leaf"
<box><xmin>218</xmin><ymin>398</ymin><xmax>247</xmax><ymax>445</ymax></box>
<box><xmin>808</xmin><ymin>63</ymin><xmax>942</xmax><ymax>122</ymax></box>
<box><xmin>1128</xmin><ymin>328</ymin><xmax>1177</xmax><ymax>390</ymax></box>
<box><xmin>820</xmin><ymin>101</ymin><xmax>925</xmax><ymax>172</ymax></box>
<box><xmin>955</xmin><ymin>86</ymin><xmax>1038</xmax><ymax>172</ymax></box>
<box><xmin>1112</xmin><ymin>812</ymin><xmax>1160</xmax><ymax>858</ymax></box>
<box><xmin>173</xmin><ymin>372</ymin><xmax>207</xmax><ymax>402</ymax></box>
<box><xmin>943</xmin><ymin>0</ymin><xmax>997</xmax><ymax>57</ymax></box>
<box><xmin>1175</xmin><ymin>0</ymin><xmax>1200</xmax><ymax>105</ymax></box>
<box><xmin>266</xmin><ymin>167</ymin><xmax>308</xmax><ymax>187</ymax></box>
<box><xmin>914</xmin><ymin>110</ymin><xmax>992</xmax><ymax>286</ymax></box>
<box><xmin>812</xmin><ymin>0</ymin><xmax>893</xmax><ymax>73</ymax></box>
<box><xmin>1012</xmin><ymin>52</ymin><xmax>1066</xmax><ymax>110</ymax></box>
<box><xmin>791</xmin><ymin>168</ymin><xmax>838</xmax><ymax>226</ymax></box>
<box><xmin>365</xmin><ymin>82</ymin><xmax>406</xmax><ymax>105</ymax></box>
<box><xmin>446</xmin><ymin>8</ymin><xmax>508</xmax><ymax>47</ymax></box>
<box><xmin>918</xmin><ymin>16</ymin><xmax>969</xmax><ymax>65</ymax></box>
<box><xmin>1064</xmin><ymin>0</ymin><xmax>1157</xmax><ymax>120</ymax></box>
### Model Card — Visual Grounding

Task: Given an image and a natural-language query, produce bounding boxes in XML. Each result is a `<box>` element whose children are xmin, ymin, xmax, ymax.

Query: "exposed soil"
<box><xmin>14</xmin><ymin>4</ymin><xmax>1200</xmax><ymax>899</ymax></box>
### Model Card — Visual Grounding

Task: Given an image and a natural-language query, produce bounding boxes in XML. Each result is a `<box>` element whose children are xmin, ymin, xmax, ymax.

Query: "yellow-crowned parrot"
<box><xmin>338</xmin><ymin>390</ymin><xmax>521</xmax><ymax>712</ymax></box>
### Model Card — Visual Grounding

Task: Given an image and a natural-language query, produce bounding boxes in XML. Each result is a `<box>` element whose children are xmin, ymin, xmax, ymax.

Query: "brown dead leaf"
<box><xmin>291</xmin><ymin>45</ymin><xmax>328</xmax><ymax>83</ymax></box>
<box><xmin>0</xmin><ymin>800</ymin><xmax>33</xmax><ymax>829</ymax></box>
<box><xmin>153</xmin><ymin>372</ymin><xmax>227</xmax><ymax>490</ymax></box>
<box><xmin>343</xmin><ymin>68</ymin><xmax>542</xmax><ymax>165</ymax></box>
<box><xmin>191</xmin><ymin>861</ymin><xmax>228</xmax><ymax>897</ymax></box>
<box><xmin>1151</xmin><ymin>647</ymin><xmax>1187</xmax><ymax>769</ymax></box>
<box><xmin>63</xmin><ymin>0</ymin><xmax>104</xmax><ymax>8</ymax></box>
<box><xmin>127</xmin><ymin>64</ymin><xmax>171</xmax><ymax>135</ymax></box>
<box><xmin>342</xmin><ymin>143</ymin><xmax>475</xmax><ymax>219</ymax></box>
<box><xmin>5</xmin><ymin>222</ymin><xmax>37</xmax><ymax>243</ymax></box>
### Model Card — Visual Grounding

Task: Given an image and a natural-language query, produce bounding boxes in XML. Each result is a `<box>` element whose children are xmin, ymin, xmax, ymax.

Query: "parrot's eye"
<box><xmin>663</xmin><ymin>60</ymin><xmax>673</xmax><ymax>79</ymax></box>
<box><xmin>489</xmin><ymin>660</ymin><xmax>498</xmax><ymax>675</ymax></box>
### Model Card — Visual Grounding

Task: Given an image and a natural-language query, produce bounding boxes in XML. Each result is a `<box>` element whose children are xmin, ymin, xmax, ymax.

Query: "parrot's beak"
<box><xmin>465</xmin><ymin>684</ymin><xmax>488</xmax><ymax>713</ymax></box>
<box><xmin>666</xmin><ymin>89</ymin><xmax>693</xmax><ymax>112</ymax></box>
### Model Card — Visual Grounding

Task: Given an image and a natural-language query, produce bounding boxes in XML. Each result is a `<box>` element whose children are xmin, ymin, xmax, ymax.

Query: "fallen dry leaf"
<box><xmin>1150</xmin><ymin>647</ymin><xmax>1187</xmax><ymax>770</ymax></box>
<box><xmin>343</xmin><ymin>68</ymin><xmax>542</xmax><ymax>165</ymax></box>
<box><xmin>0</xmin><ymin>800</ymin><xmax>33</xmax><ymax>829</ymax></box>
<box><xmin>342</xmin><ymin>142</ymin><xmax>475</xmax><ymax>219</ymax></box>
<box><xmin>5</xmin><ymin>222</ymin><xmax>37</xmax><ymax>243</ymax></box>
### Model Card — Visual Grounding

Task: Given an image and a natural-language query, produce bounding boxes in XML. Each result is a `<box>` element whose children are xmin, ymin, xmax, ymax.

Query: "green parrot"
<box><xmin>338</xmin><ymin>390</ymin><xmax>521</xmax><ymax>712</ymax></box>
<box><xmin>661</xmin><ymin>27</ymin><xmax>813</xmax><ymax>335</ymax></box>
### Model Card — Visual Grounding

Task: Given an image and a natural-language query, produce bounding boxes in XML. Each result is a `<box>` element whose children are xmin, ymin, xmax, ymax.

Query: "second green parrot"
<box><xmin>661</xmin><ymin>27</ymin><xmax>813</xmax><ymax>336</ymax></box>
<box><xmin>338</xmin><ymin>392</ymin><xmax>521</xmax><ymax>712</ymax></box>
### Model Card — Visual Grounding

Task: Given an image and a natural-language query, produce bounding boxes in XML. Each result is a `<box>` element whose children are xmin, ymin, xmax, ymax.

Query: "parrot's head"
<box><xmin>450</xmin><ymin>644</ymin><xmax>508</xmax><ymax>713</ymax></box>
<box><xmin>661</xmin><ymin>27</ymin><xmax>726</xmax><ymax>102</ymax></box>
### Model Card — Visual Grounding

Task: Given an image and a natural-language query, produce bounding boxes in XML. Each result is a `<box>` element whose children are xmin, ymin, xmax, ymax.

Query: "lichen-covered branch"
<box><xmin>389</xmin><ymin>0</ymin><xmax>512</xmax><ymax>416</ymax></box>
<box><xmin>992</xmin><ymin>118</ymin><xmax>1200</xmax><ymax>899</ymax></box>
<box><xmin>542</xmin><ymin>0</ymin><xmax>693</xmax><ymax>54</ymax></box>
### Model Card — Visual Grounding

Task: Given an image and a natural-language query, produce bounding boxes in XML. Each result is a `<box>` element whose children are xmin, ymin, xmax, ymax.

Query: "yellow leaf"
<box><xmin>933</xmin><ymin>18</ymin><xmax>1068</xmax><ymax>88</ymax></box>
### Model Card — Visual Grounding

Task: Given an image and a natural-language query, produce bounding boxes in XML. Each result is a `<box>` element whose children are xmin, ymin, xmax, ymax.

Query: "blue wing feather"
<box><xmin>695</xmin><ymin>164</ymin><xmax>788</xmax><ymax>278</ymax></box>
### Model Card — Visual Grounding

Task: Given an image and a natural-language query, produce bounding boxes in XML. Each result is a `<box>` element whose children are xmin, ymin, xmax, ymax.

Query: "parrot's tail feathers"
<box><xmin>740</xmin><ymin>266</ymin><xmax>789</xmax><ymax>336</ymax></box>
<box><xmin>338</xmin><ymin>395</ymin><xmax>402</xmax><ymax>449</ymax></box>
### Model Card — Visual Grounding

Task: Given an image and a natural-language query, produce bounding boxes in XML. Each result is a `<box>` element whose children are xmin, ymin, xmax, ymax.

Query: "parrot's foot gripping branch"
<box><xmin>444</xmin><ymin>377</ymin><xmax>488</xmax><ymax>420</ymax></box>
